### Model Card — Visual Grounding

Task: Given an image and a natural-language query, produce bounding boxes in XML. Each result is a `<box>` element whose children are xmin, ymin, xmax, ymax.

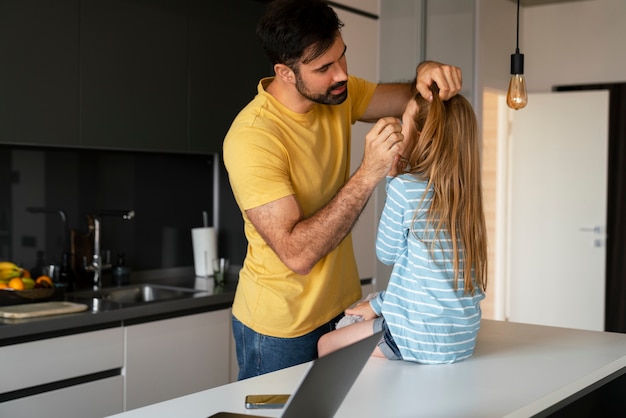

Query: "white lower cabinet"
<box><xmin>0</xmin><ymin>376</ymin><xmax>124</xmax><ymax>418</ymax></box>
<box><xmin>1</xmin><ymin>308</ymin><xmax>233</xmax><ymax>416</ymax></box>
<box><xmin>0</xmin><ymin>327</ymin><xmax>125</xmax><ymax>418</ymax></box>
<box><xmin>124</xmin><ymin>308</ymin><xmax>231</xmax><ymax>410</ymax></box>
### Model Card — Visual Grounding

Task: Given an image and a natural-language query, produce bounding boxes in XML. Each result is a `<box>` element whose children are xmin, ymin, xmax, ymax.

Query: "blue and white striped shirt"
<box><xmin>371</xmin><ymin>174</ymin><xmax>485</xmax><ymax>364</ymax></box>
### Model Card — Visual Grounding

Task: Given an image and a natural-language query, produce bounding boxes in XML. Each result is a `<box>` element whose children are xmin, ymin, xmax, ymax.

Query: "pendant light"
<box><xmin>507</xmin><ymin>0</ymin><xmax>528</xmax><ymax>110</ymax></box>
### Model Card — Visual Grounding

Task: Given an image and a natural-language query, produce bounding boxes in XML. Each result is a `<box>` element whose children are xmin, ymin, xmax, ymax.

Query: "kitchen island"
<box><xmin>108</xmin><ymin>319</ymin><xmax>626</xmax><ymax>418</ymax></box>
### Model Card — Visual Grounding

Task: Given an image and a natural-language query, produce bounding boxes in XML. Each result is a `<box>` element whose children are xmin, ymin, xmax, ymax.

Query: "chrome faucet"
<box><xmin>84</xmin><ymin>210</ymin><xmax>135</xmax><ymax>290</ymax></box>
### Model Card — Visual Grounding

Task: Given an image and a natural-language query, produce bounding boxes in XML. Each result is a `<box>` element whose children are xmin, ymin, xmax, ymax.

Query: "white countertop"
<box><xmin>108</xmin><ymin>319</ymin><xmax>626</xmax><ymax>418</ymax></box>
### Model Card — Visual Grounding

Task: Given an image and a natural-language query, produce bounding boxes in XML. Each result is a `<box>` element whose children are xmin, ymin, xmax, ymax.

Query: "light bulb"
<box><xmin>507</xmin><ymin>51</ymin><xmax>527</xmax><ymax>110</ymax></box>
<box><xmin>507</xmin><ymin>74</ymin><xmax>527</xmax><ymax>110</ymax></box>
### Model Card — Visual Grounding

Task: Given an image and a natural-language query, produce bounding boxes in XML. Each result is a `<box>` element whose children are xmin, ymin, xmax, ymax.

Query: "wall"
<box><xmin>376</xmin><ymin>0</ymin><xmax>424</xmax><ymax>290</ymax></box>
<box><xmin>475</xmin><ymin>0</ymin><xmax>626</xmax><ymax>321</ymax></box>
<box><xmin>476</xmin><ymin>0</ymin><xmax>517</xmax><ymax>117</ymax></box>
<box><xmin>476</xmin><ymin>0</ymin><xmax>518</xmax><ymax>320</ymax></box>
<box><xmin>332</xmin><ymin>5</ymin><xmax>381</xmax><ymax>282</ymax></box>
<box><xmin>379</xmin><ymin>0</ymin><xmax>424</xmax><ymax>84</ymax></box>
<box><xmin>521</xmin><ymin>0</ymin><xmax>626</xmax><ymax>92</ymax></box>
<box><xmin>476</xmin><ymin>0</ymin><xmax>626</xmax><ymax>96</ymax></box>
<box><xmin>425</xmin><ymin>0</ymin><xmax>476</xmax><ymax>104</ymax></box>
<box><xmin>378</xmin><ymin>0</ymin><xmax>626</xmax><ymax>319</ymax></box>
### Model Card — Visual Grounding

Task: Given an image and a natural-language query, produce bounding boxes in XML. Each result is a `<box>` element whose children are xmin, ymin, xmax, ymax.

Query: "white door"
<box><xmin>505</xmin><ymin>90</ymin><xmax>609</xmax><ymax>331</ymax></box>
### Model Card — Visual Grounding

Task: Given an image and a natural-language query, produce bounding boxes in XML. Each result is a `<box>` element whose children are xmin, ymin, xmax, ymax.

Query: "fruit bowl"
<box><xmin>0</xmin><ymin>286</ymin><xmax>62</xmax><ymax>306</ymax></box>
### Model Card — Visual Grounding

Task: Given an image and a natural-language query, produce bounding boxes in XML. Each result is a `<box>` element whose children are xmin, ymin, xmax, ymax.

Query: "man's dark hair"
<box><xmin>257</xmin><ymin>0</ymin><xmax>344</xmax><ymax>68</ymax></box>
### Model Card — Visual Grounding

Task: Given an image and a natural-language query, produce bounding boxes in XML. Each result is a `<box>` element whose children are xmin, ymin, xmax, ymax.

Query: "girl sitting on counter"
<box><xmin>318</xmin><ymin>83</ymin><xmax>488</xmax><ymax>364</ymax></box>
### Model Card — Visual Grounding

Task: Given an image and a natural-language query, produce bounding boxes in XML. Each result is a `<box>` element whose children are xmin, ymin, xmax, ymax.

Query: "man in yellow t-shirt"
<box><xmin>223</xmin><ymin>0</ymin><xmax>462</xmax><ymax>380</ymax></box>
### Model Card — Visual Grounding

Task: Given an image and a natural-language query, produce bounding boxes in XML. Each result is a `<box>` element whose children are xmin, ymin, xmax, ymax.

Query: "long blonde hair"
<box><xmin>406</xmin><ymin>84</ymin><xmax>487</xmax><ymax>295</ymax></box>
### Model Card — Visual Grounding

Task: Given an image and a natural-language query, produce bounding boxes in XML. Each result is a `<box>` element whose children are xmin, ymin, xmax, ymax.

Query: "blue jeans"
<box><xmin>373</xmin><ymin>316</ymin><xmax>402</xmax><ymax>360</ymax></box>
<box><xmin>232</xmin><ymin>314</ymin><xmax>342</xmax><ymax>380</ymax></box>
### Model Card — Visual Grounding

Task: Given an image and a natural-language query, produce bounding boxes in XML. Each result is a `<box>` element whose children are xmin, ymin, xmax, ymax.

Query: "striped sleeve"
<box><xmin>376</xmin><ymin>176</ymin><xmax>409</xmax><ymax>266</ymax></box>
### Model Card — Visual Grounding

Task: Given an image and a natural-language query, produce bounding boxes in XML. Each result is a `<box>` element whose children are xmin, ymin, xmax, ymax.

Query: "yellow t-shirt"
<box><xmin>223</xmin><ymin>75</ymin><xmax>377</xmax><ymax>338</ymax></box>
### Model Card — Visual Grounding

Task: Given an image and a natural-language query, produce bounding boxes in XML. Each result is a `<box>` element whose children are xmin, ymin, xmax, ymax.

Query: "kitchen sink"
<box><xmin>69</xmin><ymin>284</ymin><xmax>206</xmax><ymax>306</ymax></box>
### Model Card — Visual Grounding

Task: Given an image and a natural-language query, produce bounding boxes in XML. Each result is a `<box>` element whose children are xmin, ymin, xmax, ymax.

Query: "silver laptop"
<box><xmin>209</xmin><ymin>330</ymin><xmax>383</xmax><ymax>418</ymax></box>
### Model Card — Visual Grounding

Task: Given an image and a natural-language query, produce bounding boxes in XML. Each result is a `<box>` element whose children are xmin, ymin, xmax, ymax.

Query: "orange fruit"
<box><xmin>21</xmin><ymin>269</ymin><xmax>31</xmax><ymax>278</ymax></box>
<box><xmin>36</xmin><ymin>275</ymin><xmax>53</xmax><ymax>287</ymax></box>
<box><xmin>0</xmin><ymin>282</ymin><xmax>8</xmax><ymax>289</ymax></box>
<box><xmin>8</xmin><ymin>277</ymin><xmax>25</xmax><ymax>290</ymax></box>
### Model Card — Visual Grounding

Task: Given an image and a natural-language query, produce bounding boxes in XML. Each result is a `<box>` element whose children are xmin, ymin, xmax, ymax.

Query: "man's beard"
<box><xmin>294</xmin><ymin>73</ymin><xmax>348</xmax><ymax>105</ymax></box>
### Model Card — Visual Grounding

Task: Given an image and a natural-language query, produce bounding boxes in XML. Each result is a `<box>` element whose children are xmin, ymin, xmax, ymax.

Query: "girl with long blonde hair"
<box><xmin>318</xmin><ymin>84</ymin><xmax>488</xmax><ymax>363</ymax></box>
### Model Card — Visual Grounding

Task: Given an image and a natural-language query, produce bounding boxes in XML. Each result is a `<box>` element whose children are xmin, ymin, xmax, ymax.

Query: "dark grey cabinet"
<box><xmin>188</xmin><ymin>1</ymin><xmax>271</xmax><ymax>153</ymax></box>
<box><xmin>0</xmin><ymin>0</ymin><xmax>271</xmax><ymax>154</ymax></box>
<box><xmin>80</xmin><ymin>0</ymin><xmax>188</xmax><ymax>151</ymax></box>
<box><xmin>0</xmin><ymin>0</ymin><xmax>80</xmax><ymax>147</ymax></box>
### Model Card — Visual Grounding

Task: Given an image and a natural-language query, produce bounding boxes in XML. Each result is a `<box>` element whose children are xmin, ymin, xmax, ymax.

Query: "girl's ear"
<box><xmin>274</xmin><ymin>63</ymin><xmax>295</xmax><ymax>84</ymax></box>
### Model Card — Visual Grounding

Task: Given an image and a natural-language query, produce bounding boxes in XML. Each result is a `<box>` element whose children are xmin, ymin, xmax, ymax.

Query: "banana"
<box><xmin>0</xmin><ymin>270</ymin><xmax>22</xmax><ymax>280</ymax></box>
<box><xmin>0</xmin><ymin>261</ymin><xmax>19</xmax><ymax>271</ymax></box>
<box><xmin>0</xmin><ymin>262</ymin><xmax>23</xmax><ymax>280</ymax></box>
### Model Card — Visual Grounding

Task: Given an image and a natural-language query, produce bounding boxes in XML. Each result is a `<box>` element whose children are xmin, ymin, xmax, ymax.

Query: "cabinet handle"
<box><xmin>579</xmin><ymin>226</ymin><xmax>604</xmax><ymax>234</ymax></box>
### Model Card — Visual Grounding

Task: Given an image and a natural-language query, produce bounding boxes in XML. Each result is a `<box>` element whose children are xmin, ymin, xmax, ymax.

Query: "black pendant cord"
<box><xmin>511</xmin><ymin>0</ymin><xmax>524</xmax><ymax>75</ymax></box>
<box><xmin>516</xmin><ymin>0</ymin><xmax>520</xmax><ymax>54</ymax></box>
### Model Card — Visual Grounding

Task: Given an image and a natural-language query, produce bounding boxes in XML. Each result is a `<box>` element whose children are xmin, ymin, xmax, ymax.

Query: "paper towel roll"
<box><xmin>192</xmin><ymin>227</ymin><xmax>217</xmax><ymax>277</ymax></box>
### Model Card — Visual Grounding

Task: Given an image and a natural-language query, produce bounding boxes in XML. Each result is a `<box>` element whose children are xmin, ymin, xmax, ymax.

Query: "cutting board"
<box><xmin>0</xmin><ymin>301</ymin><xmax>88</xmax><ymax>319</ymax></box>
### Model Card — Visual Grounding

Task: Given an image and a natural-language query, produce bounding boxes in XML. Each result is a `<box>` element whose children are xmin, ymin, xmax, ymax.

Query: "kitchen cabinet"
<box><xmin>187</xmin><ymin>1</ymin><xmax>271</xmax><ymax>154</ymax></box>
<box><xmin>0</xmin><ymin>0</ymin><xmax>79</xmax><ymax>147</ymax></box>
<box><xmin>0</xmin><ymin>326</ymin><xmax>124</xmax><ymax>394</ymax></box>
<box><xmin>125</xmin><ymin>308</ymin><xmax>231</xmax><ymax>410</ymax></box>
<box><xmin>0</xmin><ymin>326</ymin><xmax>125</xmax><ymax>418</ymax></box>
<box><xmin>0</xmin><ymin>376</ymin><xmax>124</xmax><ymax>418</ymax></box>
<box><xmin>0</xmin><ymin>307</ymin><xmax>233</xmax><ymax>416</ymax></box>
<box><xmin>0</xmin><ymin>0</ymin><xmax>270</xmax><ymax>153</ymax></box>
<box><xmin>79</xmin><ymin>0</ymin><xmax>188</xmax><ymax>151</ymax></box>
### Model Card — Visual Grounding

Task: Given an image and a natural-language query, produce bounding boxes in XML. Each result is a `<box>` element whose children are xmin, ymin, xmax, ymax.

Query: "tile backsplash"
<box><xmin>0</xmin><ymin>145</ymin><xmax>215</xmax><ymax>285</ymax></box>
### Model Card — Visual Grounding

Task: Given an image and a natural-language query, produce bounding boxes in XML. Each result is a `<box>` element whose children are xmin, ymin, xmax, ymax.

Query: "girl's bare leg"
<box><xmin>317</xmin><ymin>318</ymin><xmax>384</xmax><ymax>358</ymax></box>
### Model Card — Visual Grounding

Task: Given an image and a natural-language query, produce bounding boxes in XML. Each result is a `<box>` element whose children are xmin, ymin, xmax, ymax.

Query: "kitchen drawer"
<box><xmin>125</xmin><ymin>309</ymin><xmax>230</xmax><ymax>409</ymax></box>
<box><xmin>0</xmin><ymin>326</ymin><xmax>124</xmax><ymax>393</ymax></box>
<box><xmin>0</xmin><ymin>375</ymin><xmax>123</xmax><ymax>418</ymax></box>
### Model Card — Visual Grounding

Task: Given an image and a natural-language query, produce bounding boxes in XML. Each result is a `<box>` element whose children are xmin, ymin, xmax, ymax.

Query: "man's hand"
<box><xmin>345</xmin><ymin>300</ymin><xmax>378</xmax><ymax>320</ymax></box>
<box><xmin>245</xmin><ymin>117</ymin><xmax>403</xmax><ymax>276</ymax></box>
<box><xmin>416</xmin><ymin>61</ymin><xmax>462</xmax><ymax>101</ymax></box>
<box><xmin>358</xmin><ymin>116</ymin><xmax>404</xmax><ymax>185</ymax></box>
<box><xmin>388</xmin><ymin>154</ymin><xmax>410</xmax><ymax>177</ymax></box>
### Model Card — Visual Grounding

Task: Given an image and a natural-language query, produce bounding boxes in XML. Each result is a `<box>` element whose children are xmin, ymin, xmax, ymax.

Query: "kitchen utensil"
<box><xmin>213</xmin><ymin>258</ymin><xmax>229</xmax><ymax>287</ymax></box>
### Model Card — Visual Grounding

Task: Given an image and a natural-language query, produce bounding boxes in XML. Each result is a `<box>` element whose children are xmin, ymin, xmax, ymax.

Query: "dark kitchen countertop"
<box><xmin>0</xmin><ymin>274</ymin><xmax>237</xmax><ymax>346</ymax></box>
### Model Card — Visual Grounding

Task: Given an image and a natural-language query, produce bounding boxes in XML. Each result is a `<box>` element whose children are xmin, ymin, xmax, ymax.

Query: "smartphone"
<box><xmin>244</xmin><ymin>394</ymin><xmax>290</xmax><ymax>409</ymax></box>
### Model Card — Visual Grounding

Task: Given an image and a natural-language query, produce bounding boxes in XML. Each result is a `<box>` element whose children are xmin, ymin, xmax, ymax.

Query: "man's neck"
<box><xmin>265</xmin><ymin>77</ymin><xmax>315</xmax><ymax>114</ymax></box>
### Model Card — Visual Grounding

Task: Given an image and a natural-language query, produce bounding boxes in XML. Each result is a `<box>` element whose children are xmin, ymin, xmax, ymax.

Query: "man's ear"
<box><xmin>274</xmin><ymin>63</ymin><xmax>295</xmax><ymax>84</ymax></box>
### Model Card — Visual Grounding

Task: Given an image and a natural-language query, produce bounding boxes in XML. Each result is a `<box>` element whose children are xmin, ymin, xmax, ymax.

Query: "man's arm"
<box><xmin>246</xmin><ymin>117</ymin><xmax>403</xmax><ymax>275</ymax></box>
<box><xmin>359</xmin><ymin>83</ymin><xmax>414</xmax><ymax>122</ymax></box>
<box><xmin>359</xmin><ymin>61</ymin><xmax>463</xmax><ymax>123</ymax></box>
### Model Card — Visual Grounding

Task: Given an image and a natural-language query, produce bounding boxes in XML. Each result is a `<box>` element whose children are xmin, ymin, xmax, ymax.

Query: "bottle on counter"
<box><xmin>59</xmin><ymin>252</ymin><xmax>76</xmax><ymax>291</ymax></box>
<box><xmin>30</xmin><ymin>250</ymin><xmax>46</xmax><ymax>279</ymax></box>
<box><xmin>112</xmin><ymin>253</ymin><xmax>131</xmax><ymax>286</ymax></box>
